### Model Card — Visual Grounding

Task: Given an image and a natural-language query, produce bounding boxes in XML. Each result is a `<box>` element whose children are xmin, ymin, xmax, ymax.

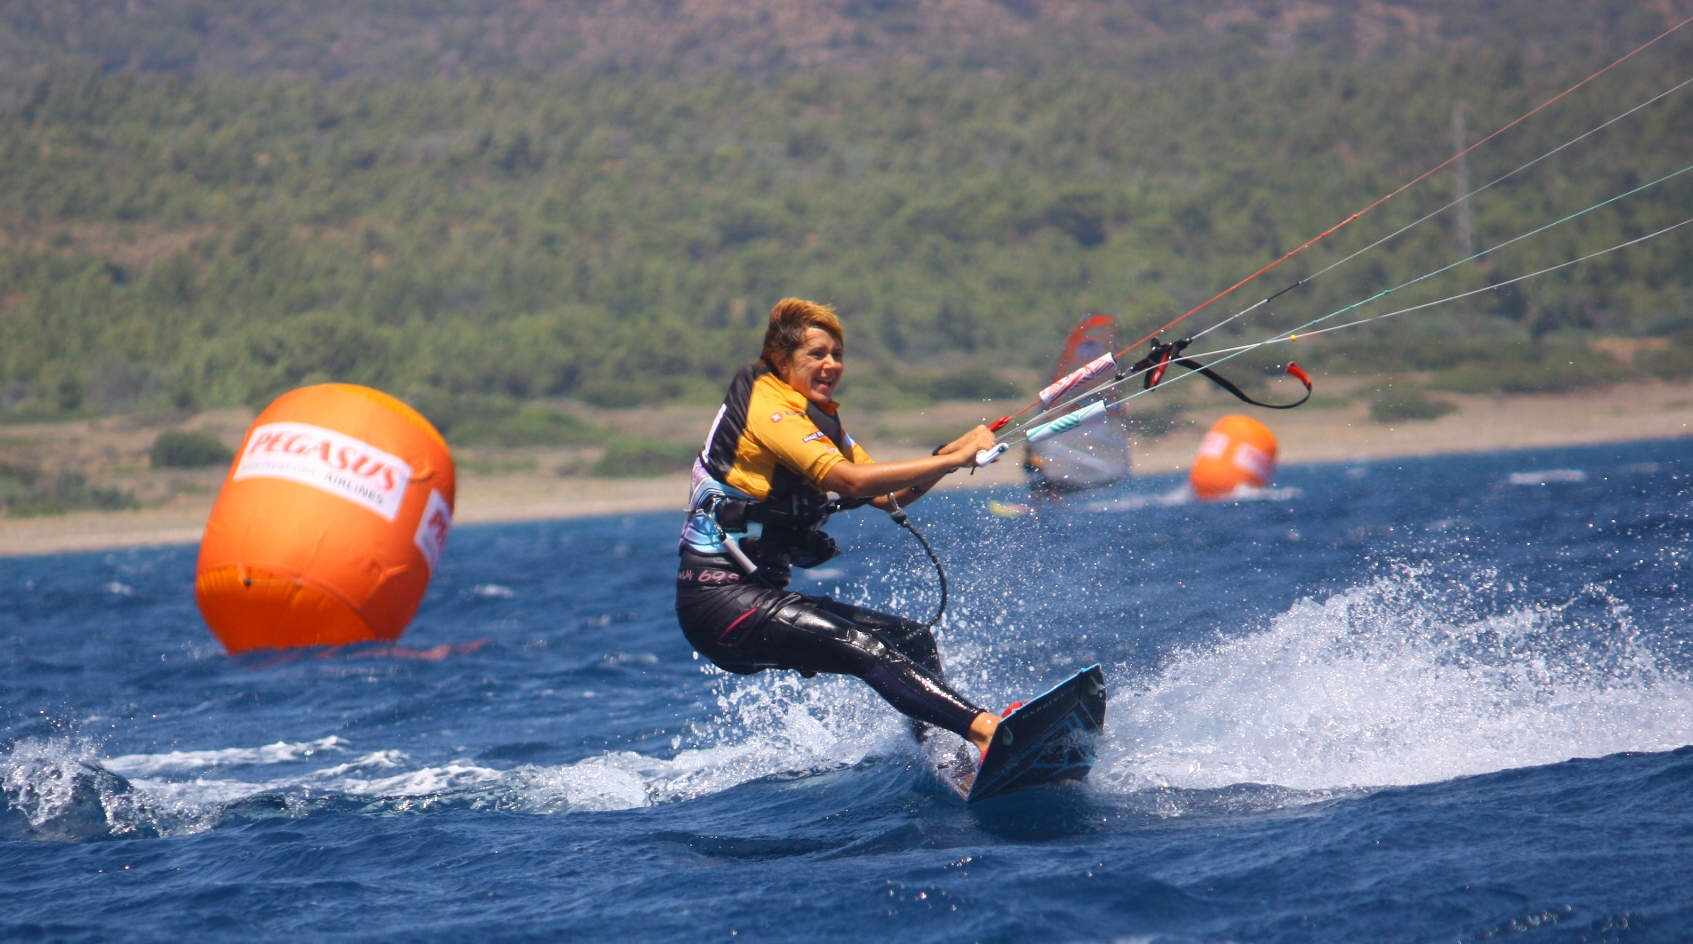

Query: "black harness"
<box><xmin>1129</xmin><ymin>337</ymin><xmax>1312</xmax><ymax>409</ymax></box>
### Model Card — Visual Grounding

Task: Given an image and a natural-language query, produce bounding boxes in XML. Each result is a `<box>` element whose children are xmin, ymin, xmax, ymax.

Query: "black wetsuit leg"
<box><xmin>817</xmin><ymin>599</ymin><xmax>947</xmax><ymax>742</ymax></box>
<box><xmin>819</xmin><ymin>599</ymin><xmax>944</xmax><ymax>677</ymax></box>
<box><xmin>675</xmin><ymin>555</ymin><xmax>795</xmax><ymax>672</ymax></box>
<box><xmin>754</xmin><ymin>597</ymin><xmax>981</xmax><ymax>737</ymax></box>
<box><xmin>676</xmin><ymin>551</ymin><xmax>983</xmax><ymax>738</ymax></box>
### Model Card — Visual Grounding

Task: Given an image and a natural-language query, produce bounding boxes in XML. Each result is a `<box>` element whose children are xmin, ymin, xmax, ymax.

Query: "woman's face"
<box><xmin>777</xmin><ymin>327</ymin><xmax>845</xmax><ymax>407</ymax></box>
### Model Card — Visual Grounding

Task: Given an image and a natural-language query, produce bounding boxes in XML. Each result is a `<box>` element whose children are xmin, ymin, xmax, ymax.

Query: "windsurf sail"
<box><xmin>1024</xmin><ymin>315</ymin><xmax>1132</xmax><ymax>495</ymax></box>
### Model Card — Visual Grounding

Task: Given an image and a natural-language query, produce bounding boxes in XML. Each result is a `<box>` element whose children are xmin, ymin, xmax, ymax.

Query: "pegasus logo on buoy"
<box><xmin>413</xmin><ymin>489</ymin><xmax>452</xmax><ymax>570</ymax></box>
<box><xmin>234</xmin><ymin>422</ymin><xmax>413</xmax><ymax>520</ymax></box>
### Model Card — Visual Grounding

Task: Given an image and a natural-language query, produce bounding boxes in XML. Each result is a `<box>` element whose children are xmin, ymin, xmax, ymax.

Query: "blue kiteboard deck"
<box><xmin>946</xmin><ymin>664</ymin><xmax>1107</xmax><ymax>802</ymax></box>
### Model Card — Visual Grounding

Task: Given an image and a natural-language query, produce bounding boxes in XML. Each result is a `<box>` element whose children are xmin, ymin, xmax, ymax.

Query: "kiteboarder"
<box><xmin>676</xmin><ymin>298</ymin><xmax>1009</xmax><ymax>753</ymax></box>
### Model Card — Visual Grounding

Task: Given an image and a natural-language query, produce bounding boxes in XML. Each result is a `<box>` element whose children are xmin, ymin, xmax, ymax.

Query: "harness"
<box><xmin>703</xmin><ymin>488</ymin><xmax>874</xmax><ymax>581</ymax></box>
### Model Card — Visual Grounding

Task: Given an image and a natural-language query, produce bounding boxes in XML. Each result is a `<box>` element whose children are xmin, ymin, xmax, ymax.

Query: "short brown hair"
<box><xmin>760</xmin><ymin>298</ymin><xmax>843</xmax><ymax>369</ymax></box>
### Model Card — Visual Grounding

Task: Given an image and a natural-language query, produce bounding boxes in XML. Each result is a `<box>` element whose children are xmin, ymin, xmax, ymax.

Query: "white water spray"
<box><xmin>1096</xmin><ymin>570</ymin><xmax>1693</xmax><ymax>793</ymax></box>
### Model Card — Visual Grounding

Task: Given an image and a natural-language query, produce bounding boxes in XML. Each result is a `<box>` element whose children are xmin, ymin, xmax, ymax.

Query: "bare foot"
<box><xmin>967</xmin><ymin>711</ymin><xmax>999</xmax><ymax>754</ymax></box>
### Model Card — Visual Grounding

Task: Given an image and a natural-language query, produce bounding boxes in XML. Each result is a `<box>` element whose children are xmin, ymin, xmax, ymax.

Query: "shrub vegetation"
<box><xmin>0</xmin><ymin>461</ymin><xmax>137</xmax><ymax>516</ymax></box>
<box><xmin>149</xmin><ymin>430</ymin><xmax>235</xmax><ymax>468</ymax></box>
<box><xmin>591</xmin><ymin>438</ymin><xmax>700</xmax><ymax>478</ymax></box>
<box><xmin>0</xmin><ymin>47</ymin><xmax>1687</xmax><ymax>423</ymax></box>
<box><xmin>1369</xmin><ymin>389</ymin><xmax>1459</xmax><ymax>423</ymax></box>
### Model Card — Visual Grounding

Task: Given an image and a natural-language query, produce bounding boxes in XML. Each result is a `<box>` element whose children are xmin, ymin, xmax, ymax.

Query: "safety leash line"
<box><xmin>887</xmin><ymin>495</ymin><xmax>948</xmax><ymax>630</ymax></box>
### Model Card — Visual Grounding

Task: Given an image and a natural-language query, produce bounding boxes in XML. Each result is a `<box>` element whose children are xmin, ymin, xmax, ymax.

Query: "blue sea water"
<box><xmin>5</xmin><ymin>439</ymin><xmax>1693</xmax><ymax>943</ymax></box>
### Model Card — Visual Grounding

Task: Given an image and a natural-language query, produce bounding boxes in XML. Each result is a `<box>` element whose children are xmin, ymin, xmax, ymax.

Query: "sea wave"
<box><xmin>13</xmin><ymin>559</ymin><xmax>1693</xmax><ymax>842</ymax></box>
<box><xmin>0</xmin><ymin>670</ymin><xmax>908</xmax><ymax>841</ymax></box>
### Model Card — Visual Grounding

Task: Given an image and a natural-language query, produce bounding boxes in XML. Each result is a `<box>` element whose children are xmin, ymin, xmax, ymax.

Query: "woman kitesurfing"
<box><xmin>676</xmin><ymin>19</ymin><xmax>1693</xmax><ymax>788</ymax></box>
<box><xmin>676</xmin><ymin>298</ymin><xmax>1012</xmax><ymax>756</ymax></box>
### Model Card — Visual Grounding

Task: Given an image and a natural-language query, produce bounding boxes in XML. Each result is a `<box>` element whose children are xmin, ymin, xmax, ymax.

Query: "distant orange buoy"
<box><xmin>195</xmin><ymin>384</ymin><xmax>456</xmax><ymax>653</ymax></box>
<box><xmin>1190</xmin><ymin>415</ymin><xmax>1278</xmax><ymax>502</ymax></box>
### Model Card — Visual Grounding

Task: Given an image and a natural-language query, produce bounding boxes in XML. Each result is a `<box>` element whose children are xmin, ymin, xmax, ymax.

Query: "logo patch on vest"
<box><xmin>769</xmin><ymin>412</ymin><xmax>783</xmax><ymax>422</ymax></box>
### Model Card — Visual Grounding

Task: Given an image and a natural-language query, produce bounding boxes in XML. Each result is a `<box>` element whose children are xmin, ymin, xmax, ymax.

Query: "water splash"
<box><xmin>1097</xmin><ymin>569</ymin><xmax>1693</xmax><ymax>794</ymax></box>
<box><xmin>669</xmin><ymin>669</ymin><xmax>906</xmax><ymax>798</ymax></box>
<box><xmin>1</xmin><ymin>738</ymin><xmax>148</xmax><ymax>841</ymax></box>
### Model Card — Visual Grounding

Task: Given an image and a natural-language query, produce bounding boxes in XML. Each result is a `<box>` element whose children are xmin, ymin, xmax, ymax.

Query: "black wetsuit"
<box><xmin>675</xmin><ymin>364</ymin><xmax>985</xmax><ymax>740</ymax></box>
<box><xmin>676</xmin><ymin>550</ymin><xmax>982</xmax><ymax>737</ymax></box>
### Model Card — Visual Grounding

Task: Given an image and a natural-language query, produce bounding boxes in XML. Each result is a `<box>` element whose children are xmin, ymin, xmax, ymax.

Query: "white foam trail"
<box><xmin>1508</xmin><ymin>469</ymin><xmax>1588</xmax><ymax>485</ymax></box>
<box><xmin>1225</xmin><ymin>485</ymin><xmax>1302</xmax><ymax>502</ymax></box>
<box><xmin>1097</xmin><ymin>572</ymin><xmax>1693</xmax><ymax>794</ymax></box>
<box><xmin>119</xmin><ymin>751</ymin><xmax>501</xmax><ymax>812</ymax></box>
<box><xmin>104</xmin><ymin>737</ymin><xmax>349</xmax><ymax>776</ymax></box>
<box><xmin>488</xmin><ymin>668</ymin><xmax>925</xmax><ymax>815</ymax></box>
<box><xmin>503</xmin><ymin>753</ymin><xmax>663</xmax><ymax>812</ymax></box>
<box><xmin>304</xmin><ymin>749</ymin><xmax>407</xmax><ymax>777</ymax></box>
<box><xmin>328</xmin><ymin>762</ymin><xmax>505</xmax><ymax>798</ymax></box>
<box><xmin>654</xmin><ymin>670</ymin><xmax>905</xmax><ymax>802</ymax></box>
<box><xmin>1084</xmin><ymin>484</ymin><xmax>1299</xmax><ymax>513</ymax></box>
<box><xmin>1084</xmin><ymin>488</ymin><xmax>1191</xmax><ymax>513</ymax></box>
<box><xmin>2</xmin><ymin>668</ymin><xmax>914</xmax><ymax>839</ymax></box>
<box><xmin>122</xmin><ymin>777</ymin><xmax>278</xmax><ymax>808</ymax></box>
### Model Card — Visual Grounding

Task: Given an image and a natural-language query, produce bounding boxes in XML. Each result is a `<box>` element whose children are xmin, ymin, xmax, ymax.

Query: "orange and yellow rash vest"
<box><xmin>681</xmin><ymin>364</ymin><xmax>871</xmax><ymax>555</ymax></box>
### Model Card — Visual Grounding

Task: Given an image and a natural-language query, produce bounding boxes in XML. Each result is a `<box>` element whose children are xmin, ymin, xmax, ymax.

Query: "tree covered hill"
<box><xmin>0</xmin><ymin>0</ymin><xmax>1688</xmax><ymax>80</ymax></box>
<box><xmin>0</xmin><ymin>3</ymin><xmax>1689</xmax><ymax>424</ymax></box>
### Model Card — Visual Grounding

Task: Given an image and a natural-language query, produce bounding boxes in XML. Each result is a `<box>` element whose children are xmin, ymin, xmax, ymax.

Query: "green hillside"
<box><xmin>1</xmin><ymin>36</ymin><xmax>1690</xmax><ymax>424</ymax></box>
<box><xmin>0</xmin><ymin>0</ymin><xmax>1685</xmax><ymax>81</ymax></box>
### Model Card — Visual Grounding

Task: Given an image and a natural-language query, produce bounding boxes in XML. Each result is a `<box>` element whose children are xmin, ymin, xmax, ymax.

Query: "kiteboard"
<box><xmin>1025</xmin><ymin>315</ymin><xmax>1132</xmax><ymax>495</ymax></box>
<box><xmin>944</xmin><ymin>664</ymin><xmax>1107</xmax><ymax>802</ymax></box>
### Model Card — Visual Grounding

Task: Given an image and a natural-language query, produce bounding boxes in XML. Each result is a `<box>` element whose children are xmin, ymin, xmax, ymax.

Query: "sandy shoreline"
<box><xmin>3</xmin><ymin>380</ymin><xmax>1690</xmax><ymax>558</ymax></box>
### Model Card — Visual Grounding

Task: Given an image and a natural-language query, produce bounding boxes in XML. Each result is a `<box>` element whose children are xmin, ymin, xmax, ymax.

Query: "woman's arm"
<box><xmin>868</xmin><ymin>478</ymin><xmax>945</xmax><ymax>513</ymax></box>
<box><xmin>821</xmin><ymin>425</ymin><xmax>998</xmax><ymax>501</ymax></box>
<box><xmin>866</xmin><ymin>428</ymin><xmax>980</xmax><ymax>510</ymax></box>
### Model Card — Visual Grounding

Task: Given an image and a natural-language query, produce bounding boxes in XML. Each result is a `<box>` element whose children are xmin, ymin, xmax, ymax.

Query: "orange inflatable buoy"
<box><xmin>195</xmin><ymin>384</ymin><xmax>456</xmax><ymax>653</ymax></box>
<box><xmin>1190</xmin><ymin>415</ymin><xmax>1278</xmax><ymax>502</ymax></box>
